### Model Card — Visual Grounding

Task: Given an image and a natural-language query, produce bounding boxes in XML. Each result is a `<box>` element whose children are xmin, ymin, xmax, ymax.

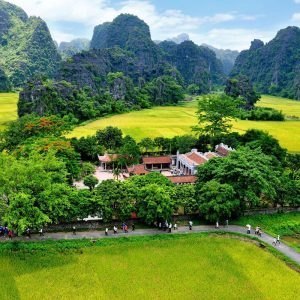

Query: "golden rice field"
<box><xmin>1</xmin><ymin>93</ymin><xmax>299</xmax><ymax>152</ymax></box>
<box><xmin>70</xmin><ymin>95</ymin><xmax>300</xmax><ymax>152</ymax></box>
<box><xmin>0</xmin><ymin>92</ymin><xmax>18</xmax><ymax>131</ymax></box>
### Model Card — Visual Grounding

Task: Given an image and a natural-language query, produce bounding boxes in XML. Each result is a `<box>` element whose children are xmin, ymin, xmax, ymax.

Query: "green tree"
<box><xmin>139</xmin><ymin>138</ymin><xmax>155</xmax><ymax>153</ymax></box>
<box><xmin>225</xmin><ymin>75</ymin><xmax>260</xmax><ymax>110</ymax></box>
<box><xmin>94</xmin><ymin>180</ymin><xmax>133</xmax><ymax>221</ymax></box>
<box><xmin>96</xmin><ymin>126</ymin><xmax>123</xmax><ymax>150</ymax></box>
<box><xmin>193</xmin><ymin>94</ymin><xmax>241</xmax><ymax>138</ymax></box>
<box><xmin>173</xmin><ymin>184</ymin><xmax>197</xmax><ymax>214</ymax></box>
<box><xmin>241</xmin><ymin>129</ymin><xmax>287</xmax><ymax>163</ymax></box>
<box><xmin>83</xmin><ymin>175</ymin><xmax>99</xmax><ymax>191</ymax></box>
<box><xmin>196</xmin><ymin>147</ymin><xmax>281</xmax><ymax>213</ymax></box>
<box><xmin>136</xmin><ymin>184</ymin><xmax>174</xmax><ymax>224</ymax></box>
<box><xmin>0</xmin><ymin>151</ymin><xmax>72</xmax><ymax>234</ymax></box>
<box><xmin>196</xmin><ymin>180</ymin><xmax>238</xmax><ymax>222</ymax></box>
<box><xmin>118</xmin><ymin>136</ymin><xmax>141</xmax><ymax>167</ymax></box>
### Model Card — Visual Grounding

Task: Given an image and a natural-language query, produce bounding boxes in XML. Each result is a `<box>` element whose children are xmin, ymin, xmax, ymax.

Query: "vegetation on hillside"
<box><xmin>231</xmin><ymin>27</ymin><xmax>300</xmax><ymax>100</ymax></box>
<box><xmin>0</xmin><ymin>0</ymin><xmax>60</xmax><ymax>88</ymax></box>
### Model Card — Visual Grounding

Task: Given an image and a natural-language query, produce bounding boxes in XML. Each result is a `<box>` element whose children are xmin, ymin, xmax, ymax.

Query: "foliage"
<box><xmin>0</xmin><ymin>114</ymin><xmax>71</xmax><ymax>152</ymax></box>
<box><xmin>96</xmin><ymin>126</ymin><xmax>123</xmax><ymax>151</ymax></box>
<box><xmin>231</xmin><ymin>27</ymin><xmax>300</xmax><ymax>100</ymax></box>
<box><xmin>0</xmin><ymin>151</ymin><xmax>73</xmax><ymax>233</ymax></box>
<box><xmin>83</xmin><ymin>175</ymin><xmax>98</xmax><ymax>191</ymax></box>
<box><xmin>71</xmin><ymin>136</ymin><xmax>103</xmax><ymax>161</ymax></box>
<box><xmin>234</xmin><ymin>212</ymin><xmax>300</xmax><ymax>237</ymax></box>
<box><xmin>225</xmin><ymin>75</ymin><xmax>260</xmax><ymax>110</ymax></box>
<box><xmin>196</xmin><ymin>147</ymin><xmax>282</xmax><ymax>216</ymax></box>
<box><xmin>193</xmin><ymin>94</ymin><xmax>241</xmax><ymax>137</ymax></box>
<box><xmin>136</xmin><ymin>184</ymin><xmax>174</xmax><ymax>224</ymax></box>
<box><xmin>240</xmin><ymin>107</ymin><xmax>285</xmax><ymax>121</ymax></box>
<box><xmin>173</xmin><ymin>184</ymin><xmax>197</xmax><ymax>214</ymax></box>
<box><xmin>197</xmin><ymin>180</ymin><xmax>239</xmax><ymax>222</ymax></box>
<box><xmin>0</xmin><ymin>1</ymin><xmax>60</xmax><ymax>87</ymax></box>
<box><xmin>241</xmin><ymin>129</ymin><xmax>287</xmax><ymax>163</ymax></box>
<box><xmin>118</xmin><ymin>135</ymin><xmax>141</xmax><ymax>167</ymax></box>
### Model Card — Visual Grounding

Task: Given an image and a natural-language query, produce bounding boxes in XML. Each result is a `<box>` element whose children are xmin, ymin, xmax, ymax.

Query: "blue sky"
<box><xmin>8</xmin><ymin>0</ymin><xmax>300</xmax><ymax>50</ymax></box>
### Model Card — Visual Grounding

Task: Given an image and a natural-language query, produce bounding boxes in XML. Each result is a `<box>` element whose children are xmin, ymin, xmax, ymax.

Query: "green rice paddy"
<box><xmin>0</xmin><ymin>234</ymin><xmax>299</xmax><ymax>299</ymax></box>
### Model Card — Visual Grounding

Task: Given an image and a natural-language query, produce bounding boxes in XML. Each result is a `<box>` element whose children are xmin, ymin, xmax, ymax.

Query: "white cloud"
<box><xmin>294</xmin><ymin>0</ymin><xmax>300</xmax><ymax>4</ymax></box>
<box><xmin>190</xmin><ymin>28</ymin><xmax>275</xmax><ymax>51</ymax></box>
<box><xmin>292</xmin><ymin>13</ymin><xmax>300</xmax><ymax>21</ymax></box>
<box><xmin>8</xmin><ymin>0</ymin><xmax>239</xmax><ymax>42</ymax></box>
<box><xmin>7</xmin><ymin>0</ymin><xmax>268</xmax><ymax>49</ymax></box>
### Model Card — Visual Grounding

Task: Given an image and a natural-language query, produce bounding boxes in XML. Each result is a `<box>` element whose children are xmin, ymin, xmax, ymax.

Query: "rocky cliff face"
<box><xmin>231</xmin><ymin>26</ymin><xmax>300</xmax><ymax>99</ymax></box>
<box><xmin>0</xmin><ymin>0</ymin><xmax>61</xmax><ymax>87</ymax></box>
<box><xmin>159</xmin><ymin>40</ymin><xmax>224</xmax><ymax>93</ymax></box>
<box><xmin>58</xmin><ymin>38</ymin><xmax>90</xmax><ymax>59</ymax></box>
<box><xmin>90</xmin><ymin>14</ymin><xmax>162</xmax><ymax>76</ymax></box>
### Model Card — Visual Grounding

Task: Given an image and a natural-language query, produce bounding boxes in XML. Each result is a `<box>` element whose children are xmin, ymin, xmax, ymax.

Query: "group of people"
<box><xmin>104</xmin><ymin>223</ymin><xmax>135</xmax><ymax>236</ymax></box>
<box><xmin>0</xmin><ymin>226</ymin><xmax>14</xmax><ymax>239</ymax></box>
<box><xmin>215</xmin><ymin>220</ymin><xmax>229</xmax><ymax>229</ymax></box>
<box><xmin>246</xmin><ymin>224</ymin><xmax>263</xmax><ymax>237</ymax></box>
<box><xmin>157</xmin><ymin>221</ymin><xmax>179</xmax><ymax>232</ymax></box>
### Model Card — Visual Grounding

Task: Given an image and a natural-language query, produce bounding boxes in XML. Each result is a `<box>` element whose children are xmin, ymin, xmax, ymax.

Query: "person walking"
<box><xmin>39</xmin><ymin>228</ymin><xmax>44</xmax><ymax>236</ymax></box>
<box><xmin>26</xmin><ymin>228</ymin><xmax>31</xmax><ymax>239</ymax></box>
<box><xmin>189</xmin><ymin>221</ymin><xmax>193</xmax><ymax>230</ymax></box>
<box><xmin>174</xmin><ymin>223</ymin><xmax>177</xmax><ymax>230</ymax></box>
<box><xmin>246</xmin><ymin>224</ymin><xmax>251</xmax><ymax>234</ymax></box>
<box><xmin>113</xmin><ymin>226</ymin><xmax>118</xmax><ymax>234</ymax></box>
<box><xmin>215</xmin><ymin>221</ymin><xmax>219</xmax><ymax>229</ymax></box>
<box><xmin>168</xmin><ymin>224</ymin><xmax>172</xmax><ymax>233</ymax></box>
<box><xmin>72</xmin><ymin>226</ymin><xmax>76</xmax><ymax>235</ymax></box>
<box><xmin>158</xmin><ymin>222</ymin><xmax>162</xmax><ymax>230</ymax></box>
<box><xmin>8</xmin><ymin>230</ymin><xmax>13</xmax><ymax>240</ymax></box>
<box><xmin>105</xmin><ymin>228</ymin><xmax>109</xmax><ymax>236</ymax></box>
<box><xmin>124</xmin><ymin>225</ymin><xmax>128</xmax><ymax>233</ymax></box>
<box><xmin>225</xmin><ymin>219</ymin><xmax>229</xmax><ymax>228</ymax></box>
<box><xmin>132</xmin><ymin>223</ymin><xmax>135</xmax><ymax>231</ymax></box>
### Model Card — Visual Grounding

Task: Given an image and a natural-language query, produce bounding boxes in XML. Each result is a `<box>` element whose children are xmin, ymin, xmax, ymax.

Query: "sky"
<box><xmin>7</xmin><ymin>0</ymin><xmax>300</xmax><ymax>50</ymax></box>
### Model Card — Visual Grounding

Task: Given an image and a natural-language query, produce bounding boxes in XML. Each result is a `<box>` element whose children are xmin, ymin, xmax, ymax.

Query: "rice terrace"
<box><xmin>1</xmin><ymin>0</ymin><xmax>300</xmax><ymax>299</ymax></box>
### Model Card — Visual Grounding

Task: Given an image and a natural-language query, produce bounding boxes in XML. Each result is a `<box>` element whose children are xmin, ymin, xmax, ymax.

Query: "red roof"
<box><xmin>186</xmin><ymin>153</ymin><xmax>207</xmax><ymax>165</ymax></box>
<box><xmin>98</xmin><ymin>154</ymin><xmax>118</xmax><ymax>163</ymax></box>
<box><xmin>143</xmin><ymin>156</ymin><xmax>172</xmax><ymax>165</ymax></box>
<box><xmin>216</xmin><ymin>146</ymin><xmax>229</xmax><ymax>156</ymax></box>
<box><xmin>127</xmin><ymin>164</ymin><xmax>149</xmax><ymax>175</ymax></box>
<box><xmin>167</xmin><ymin>176</ymin><xmax>197</xmax><ymax>184</ymax></box>
<box><xmin>205</xmin><ymin>152</ymin><xmax>218</xmax><ymax>159</ymax></box>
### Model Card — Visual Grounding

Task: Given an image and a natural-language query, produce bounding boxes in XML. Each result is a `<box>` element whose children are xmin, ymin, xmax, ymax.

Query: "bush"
<box><xmin>240</xmin><ymin>107</ymin><xmax>285</xmax><ymax>121</ymax></box>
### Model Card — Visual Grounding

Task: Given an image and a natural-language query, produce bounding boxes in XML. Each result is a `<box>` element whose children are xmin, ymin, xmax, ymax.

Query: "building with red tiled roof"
<box><xmin>175</xmin><ymin>144</ymin><xmax>233</xmax><ymax>175</ymax></box>
<box><xmin>143</xmin><ymin>156</ymin><xmax>172</xmax><ymax>170</ymax></box>
<box><xmin>167</xmin><ymin>175</ymin><xmax>197</xmax><ymax>185</ymax></box>
<box><xmin>98</xmin><ymin>153</ymin><xmax>118</xmax><ymax>170</ymax></box>
<box><xmin>215</xmin><ymin>143</ymin><xmax>233</xmax><ymax>157</ymax></box>
<box><xmin>127</xmin><ymin>164</ymin><xmax>149</xmax><ymax>176</ymax></box>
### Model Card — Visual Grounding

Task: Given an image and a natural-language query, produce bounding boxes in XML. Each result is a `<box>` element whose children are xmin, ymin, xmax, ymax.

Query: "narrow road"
<box><xmin>3</xmin><ymin>225</ymin><xmax>300</xmax><ymax>265</ymax></box>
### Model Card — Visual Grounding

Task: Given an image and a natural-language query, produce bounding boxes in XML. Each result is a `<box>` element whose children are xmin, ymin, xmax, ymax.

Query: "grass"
<box><xmin>234</xmin><ymin>212</ymin><xmax>300</xmax><ymax>252</ymax></box>
<box><xmin>0</xmin><ymin>92</ymin><xmax>18</xmax><ymax>131</ymax></box>
<box><xmin>69</xmin><ymin>95</ymin><xmax>300</xmax><ymax>152</ymax></box>
<box><xmin>0</xmin><ymin>234</ymin><xmax>299</xmax><ymax>299</ymax></box>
